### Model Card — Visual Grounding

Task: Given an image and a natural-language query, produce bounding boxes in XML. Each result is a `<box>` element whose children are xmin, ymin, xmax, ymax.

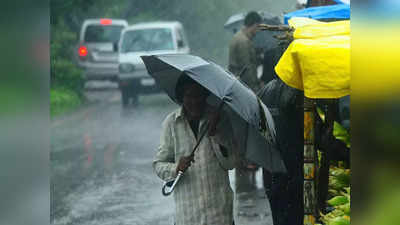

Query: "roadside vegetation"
<box><xmin>50</xmin><ymin>20</ymin><xmax>84</xmax><ymax>117</ymax></box>
<box><xmin>50</xmin><ymin>88</ymin><xmax>81</xmax><ymax>116</ymax></box>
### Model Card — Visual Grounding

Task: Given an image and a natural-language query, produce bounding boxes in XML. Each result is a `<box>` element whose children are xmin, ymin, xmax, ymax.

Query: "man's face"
<box><xmin>182</xmin><ymin>83</ymin><xmax>207</xmax><ymax>121</ymax></box>
<box><xmin>248</xmin><ymin>23</ymin><xmax>260</xmax><ymax>39</ymax></box>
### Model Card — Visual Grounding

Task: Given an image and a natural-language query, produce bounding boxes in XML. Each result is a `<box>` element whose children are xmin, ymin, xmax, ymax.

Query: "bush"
<box><xmin>51</xmin><ymin>58</ymin><xmax>84</xmax><ymax>95</ymax></box>
<box><xmin>50</xmin><ymin>20</ymin><xmax>84</xmax><ymax>114</ymax></box>
<box><xmin>50</xmin><ymin>88</ymin><xmax>81</xmax><ymax>117</ymax></box>
<box><xmin>50</xmin><ymin>21</ymin><xmax>85</xmax><ymax>96</ymax></box>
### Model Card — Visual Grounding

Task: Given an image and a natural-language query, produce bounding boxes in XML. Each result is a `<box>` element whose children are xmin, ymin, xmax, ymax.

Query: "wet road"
<box><xmin>51</xmin><ymin>84</ymin><xmax>177</xmax><ymax>225</ymax></box>
<box><xmin>51</xmin><ymin>82</ymin><xmax>272</xmax><ymax>225</ymax></box>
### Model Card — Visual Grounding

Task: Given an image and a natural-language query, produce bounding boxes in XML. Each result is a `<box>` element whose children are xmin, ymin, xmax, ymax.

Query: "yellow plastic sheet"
<box><xmin>275</xmin><ymin>18</ymin><xmax>350</xmax><ymax>99</ymax></box>
<box><xmin>288</xmin><ymin>17</ymin><xmax>324</xmax><ymax>28</ymax></box>
<box><xmin>293</xmin><ymin>19</ymin><xmax>350</xmax><ymax>39</ymax></box>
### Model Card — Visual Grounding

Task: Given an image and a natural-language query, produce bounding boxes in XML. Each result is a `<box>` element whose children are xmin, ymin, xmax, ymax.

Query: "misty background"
<box><xmin>51</xmin><ymin>0</ymin><xmax>297</xmax><ymax>67</ymax></box>
<box><xmin>48</xmin><ymin>1</ymin><xmax>299</xmax><ymax>224</ymax></box>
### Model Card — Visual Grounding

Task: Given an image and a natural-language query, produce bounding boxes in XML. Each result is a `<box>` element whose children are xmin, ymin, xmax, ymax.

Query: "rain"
<box><xmin>50</xmin><ymin>1</ymin><xmax>301</xmax><ymax>225</ymax></box>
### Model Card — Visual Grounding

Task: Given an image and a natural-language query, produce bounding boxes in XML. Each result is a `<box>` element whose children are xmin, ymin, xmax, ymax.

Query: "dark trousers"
<box><xmin>264</xmin><ymin>171</ymin><xmax>303</xmax><ymax>225</ymax></box>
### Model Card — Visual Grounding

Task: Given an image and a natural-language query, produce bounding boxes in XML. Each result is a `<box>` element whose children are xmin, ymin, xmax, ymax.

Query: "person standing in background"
<box><xmin>229</xmin><ymin>11</ymin><xmax>263</xmax><ymax>93</ymax></box>
<box><xmin>259</xmin><ymin>77</ymin><xmax>304</xmax><ymax>225</ymax></box>
<box><xmin>228</xmin><ymin>11</ymin><xmax>263</xmax><ymax>193</ymax></box>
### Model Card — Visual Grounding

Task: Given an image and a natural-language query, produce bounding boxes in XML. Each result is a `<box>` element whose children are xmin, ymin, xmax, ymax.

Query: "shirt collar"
<box><xmin>174</xmin><ymin>107</ymin><xmax>185</xmax><ymax>121</ymax></box>
<box><xmin>174</xmin><ymin>106</ymin><xmax>209</xmax><ymax>122</ymax></box>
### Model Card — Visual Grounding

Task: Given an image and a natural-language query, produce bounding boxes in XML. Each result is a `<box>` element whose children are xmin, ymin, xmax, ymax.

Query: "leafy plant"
<box><xmin>50</xmin><ymin>88</ymin><xmax>81</xmax><ymax>117</ymax></box>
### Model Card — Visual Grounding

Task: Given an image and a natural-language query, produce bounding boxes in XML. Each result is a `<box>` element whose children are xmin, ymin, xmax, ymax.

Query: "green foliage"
<box><xmin>327</xmin><ymin>196</ymin><xmax>349</xmax><ymax>206</ymax></box>
<box><xmin>50</xmin><ymin>88</ymin><xmax>81</xmax><ymax>117</ymax></box>
<box><xmin>333</xmin><ymin>122</ymin><xmax>350</xmax><ymax>147</ymax></box>
<box><xmin>51</xmin><ymin>22</ymin><xmax>76</xmax><ymax>58</ymax></box>
<box><xmin>50</xmin><ymin>18</ymin><xmax>84</xmax><ymax>114</ymax></box>
<box><xmin>50</xmin><ymin>0</ymin><xmax>95</xmax><ymax>26</ymax></box>
<box><xmin>50</xmin><ymin>19</ymin><xmax>84</xmax><ymax>95</ymax></box>
<box><xmin>329</xmin><ymin>167</ymin><xmax>351</xmax><ymax>193</ymax></box>
<box><xmin>323</xmin><ymin>167</ymin><xmax>351</xmax><ymax>225</ymax></box>
<box><xmin>51</xmin><ymin>58</ymin><xmax>84</xmax><ymax>94</ymax></box>
<box><xmin>317</xmin><ymin>107</ymin><xmax>351</xmax><ymax>147</ymax></box>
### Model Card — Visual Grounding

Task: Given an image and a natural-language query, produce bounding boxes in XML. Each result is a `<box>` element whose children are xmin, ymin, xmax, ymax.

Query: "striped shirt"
<box><xmin>153</xmin><ymin>107</ymin><xmax>239</xmax><ymax>225</ymax></box>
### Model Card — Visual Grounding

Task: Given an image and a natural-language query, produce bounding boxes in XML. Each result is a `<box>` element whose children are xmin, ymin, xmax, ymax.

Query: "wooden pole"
<box><xmin>304</xmin><ymin>97</ymin><xmax>317</xmax><ymax>225</ymax></box>
<box><xmin>258</xmin><ymin>24</ymin><xmax>294</xmax><ymax>32</ymax></box>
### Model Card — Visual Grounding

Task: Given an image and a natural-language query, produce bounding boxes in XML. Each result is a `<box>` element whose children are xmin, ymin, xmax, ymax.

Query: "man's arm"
<box><xmin>153</xmin><ymin>118</ymin><xmax>178</xmax><ymax>181</ymax></box>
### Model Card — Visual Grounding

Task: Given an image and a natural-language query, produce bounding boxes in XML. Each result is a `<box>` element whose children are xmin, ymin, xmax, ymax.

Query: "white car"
<box><xmin>117</xmin><ymin>21</ymin><xmax>190</xmax><ymax>106</ymax></box>
<box><xmin>76</xmin><ymin>18</ymin><xmax>128</xmax><ymax>81</ymax></box>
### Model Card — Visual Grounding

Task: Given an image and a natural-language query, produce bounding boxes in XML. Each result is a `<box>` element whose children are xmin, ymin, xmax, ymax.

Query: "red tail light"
<box><xmin>100</xmin><ymin>18</ymin><xmax>112</xmax><ymax>25</ymax></box>
<box><xmin>78</xmin><ymin>46</ymin><xmax>88</xmax><ymax>57</ymax></box>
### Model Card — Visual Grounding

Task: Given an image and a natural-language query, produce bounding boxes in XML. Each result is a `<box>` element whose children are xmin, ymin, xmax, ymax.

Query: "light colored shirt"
<box><xmin>153</xmin><ymin>107</ymin><xmax>238</xmax><ymax>225</ymax></box>
<box><xmin>228</xmin><ymin>28</ymin><xmax>260</xmax><ymax>92</ymax></box>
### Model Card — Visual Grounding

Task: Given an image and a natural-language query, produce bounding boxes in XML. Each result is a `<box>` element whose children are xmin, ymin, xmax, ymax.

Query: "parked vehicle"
<box><xmin>77</xmin><ymin>18</ymin><xmax>128</xmax><ymax>81</ymax></box>
<box><xmin>117</xmin><ymin>21</ymin><xmax>190</xmax><ymax>106</ymax></box>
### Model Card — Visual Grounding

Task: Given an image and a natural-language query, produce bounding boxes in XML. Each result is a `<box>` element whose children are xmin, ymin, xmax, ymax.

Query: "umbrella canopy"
<box><xmin>142</xmin><ymin>54</ymin><xmax>286</xmax><ymax>173</ymax></box>
<box><xmin>224</xmin><ymin>11</ymin><xmax>282</xmax><ymax>51</ymax></box>
<box><xmin>284</xmin><ymin>4</ymin><xmax>350</xmax><ymax>24</ymax></box>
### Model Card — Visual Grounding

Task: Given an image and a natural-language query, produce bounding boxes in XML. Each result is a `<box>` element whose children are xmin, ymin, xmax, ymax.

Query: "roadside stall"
<box><xmin>262</xmin><ymin>17</ymin><xmax>350</xmax><ymax>225</ymax></box>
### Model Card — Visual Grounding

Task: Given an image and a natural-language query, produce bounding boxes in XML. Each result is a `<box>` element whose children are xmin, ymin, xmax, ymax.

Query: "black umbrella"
<box><xmin>142</xmin><ymin>54</ymin><xmax>286</xmax><ymax>173</ymax></box>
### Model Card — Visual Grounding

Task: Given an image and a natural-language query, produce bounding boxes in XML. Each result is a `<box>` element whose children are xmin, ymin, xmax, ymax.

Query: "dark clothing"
<box><xmin>261</xmin><ymin>46</ymin><xmax>282</xmax><ymax>84</ymax></box>
<box><xmin>259</xmin><ymin>79</ymin><xmax>303</xmax><ymax>177</ymax></box>
<box><xmin>259</xmin><ymin>78</ymin><xmax>304</xmax><ymax>225</ymax></box>
<box><xmin>188</xmin><ymin>119</ymin><xmax>200</xmax><ymax>138</ymax></box>
<box><xmin>266</xmin><ymin>174</ymin><xmax>303</xmax><ymax>225</ymax></box>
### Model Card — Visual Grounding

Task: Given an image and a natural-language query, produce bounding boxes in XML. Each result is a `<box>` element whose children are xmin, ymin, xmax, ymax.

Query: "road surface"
<box><xmin>51</xmin><ymin>83</ymin><xmax>273</xmax><ymax>225</ymax></box>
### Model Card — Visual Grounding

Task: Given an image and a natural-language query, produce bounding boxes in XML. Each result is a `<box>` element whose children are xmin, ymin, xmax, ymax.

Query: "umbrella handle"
<box><xmin>161</xmin><ymin>171</ymin><xmax>183</xmax><ymax>196</ymax></box>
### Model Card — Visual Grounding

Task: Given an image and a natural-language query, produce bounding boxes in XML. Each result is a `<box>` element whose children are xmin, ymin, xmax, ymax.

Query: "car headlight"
<box><xmin>119</xmin><ymin>63</ymin><xmax>135</xmax><ymax>73</ymax></box>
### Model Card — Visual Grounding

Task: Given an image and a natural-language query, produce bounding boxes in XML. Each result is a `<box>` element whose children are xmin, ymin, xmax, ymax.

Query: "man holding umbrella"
<box><xmin>153</xmin><ymin>75</ymin><xmax>239</xmax><ymax>225</ymax></box>
<box><xmin>144</xmin><ymin>54</ymin><xmax>284</xmax><ymax>225</ymax></box>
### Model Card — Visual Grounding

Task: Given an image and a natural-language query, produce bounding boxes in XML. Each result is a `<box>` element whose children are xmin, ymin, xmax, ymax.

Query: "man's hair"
<box><xmin>175</xmin><ymin>74</ymin><xmax>208</xmax><ymax>104</ymax></box>
<box><xmin>244</xmin><ymin>11</ymin><xmax>262</xmax><ymax>27</ymax></box>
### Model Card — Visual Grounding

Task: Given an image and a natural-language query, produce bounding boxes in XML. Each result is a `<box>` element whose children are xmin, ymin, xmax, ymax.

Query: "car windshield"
<box><xmin>84</xmin><ymin>25</ymin><xmax>124</xmax><ymax>43</ymax></box>
<box><xmin>120</xmin><ymin>28</ymin><xmax>175</xmax><ymax>53</ymax></box>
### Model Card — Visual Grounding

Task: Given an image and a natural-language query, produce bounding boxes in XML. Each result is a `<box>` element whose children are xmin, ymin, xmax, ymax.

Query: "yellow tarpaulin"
<box><xmin>290</xmin><ymin>17</ymin><xmax>350</xmax><ymax>39</ymax></box>
<box><xmin>275</xmin><ymin>18</ymin><xmax>350</xmax><ymax>99</ymax></box>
